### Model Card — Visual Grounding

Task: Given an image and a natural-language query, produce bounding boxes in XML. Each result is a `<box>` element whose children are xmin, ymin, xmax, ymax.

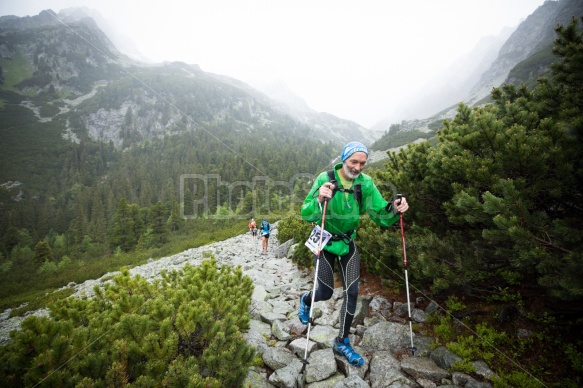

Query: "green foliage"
<box><xmin>80</xmin><ymin>235</ymin><xmax>93</xmax><ymax>253</ymax></box>
<box><xmin>433</xmin><ymin>315</ymin><xmax>456</xmax><ymax>344</ymax></box>
<box><xmin>487</xmin><ymin>287</ymin><xmax>523</xmax><ymax>304</ymax></box>
<box><xmin>58</xmin><ymin>255</ymin><xmax>72</xmax><ymax>269</ymax></box>
<box><xmin>0</xmin><ymin>49</ymin><xmax>34</xmax><ymax>91</ymax></box>
<box><xmin>10</xmin><ymin>288</ymin><xmax>74</xmax><ymax>318</ymax></box>
<box><xmin>493</xmin><ymin>371</ymin><xmax>546</xmax><ymax>388</ymax></box>
<box><xmin>0</xmin><ymin>260</ymin><xmax>12</xmax><ymax>273</ymax></box>
<box><xmin>8</xmin><ymin>245</ymin><xmax>33</xmax><ymax>267</ymax></box>
<box><xmin>565</xmin><ymin>342</ymin><xmax>583</xmax><ymax>375</ymax></box>
<box><xmin>0</xmin><ymin>218</ymin><xmax>247</xmax><ymax>312</ymax></box>
<box><xmin>450</xmin><ymin>359</ymin><xmax>477</xmax><ymax>374</ymax></box>
<box><xmin>359</xmin><ymin>17</ymin><xmax>583</xmax><ymax>303</ymax></box>
<box><xmin>147</xmin><ymin>201</ymin><xmax>170</xmax><ymax>247</ymax></box>
<box><xmin>506</xmin><ymin>42</ymin><xmax>554</xmax><ymax>90</ymax></box>
<box><xmin>447</xmin><ymin>324</ymin><xmax>507</xmax><ymax>364</ymax></box>
<box><xmin>36</xmin><ymin>260</ymin><xmax>58</xmax><ymax>274</ymax></box>
<box><xmin>33</xmin><ymin>241</ymin><xmax>53</xmax><ymax>265</ymax></box>
<box><xmin>445</xmin><ymin>295</ymin><xmax>466</xmax><ymax>312</ymax></box>
<box><xmin>36</xmin><ymin>255</ymin><xmax>73</xmax><ymax>275</ymax></box>
<box><xmin>3</xmin><ymin>227</ymin><xmax>34</xmax><ymax>254</ymax></box>
<box><xmin>430</xmin><ymin>304</ymin><xmax>581</xmax><ymax>387</ymax></box>
<box><xmin>356</xmin><ymin>217</ymin><xmax>402</xmax><ymax>279</ymax></box>
<box><xmin>109</xmin><ymin>198</ymin><xmax>143</xmax><ymax>252</ymax></box>
<box><xmin>0</xmin><ymin>259</ymin><xmax>256</xmax><ymax>386</ymax></box>
<box><xmin>276</xmin><ymin>214</ymin><xmax>313</xmax><ymax>267</ymax></box>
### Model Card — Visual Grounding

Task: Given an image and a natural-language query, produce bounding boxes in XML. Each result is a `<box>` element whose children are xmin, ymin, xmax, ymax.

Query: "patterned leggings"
<box><xmin>304</xmin><ymin>241</ymin><xmax>360</xmax><ymax>340</ymax></box>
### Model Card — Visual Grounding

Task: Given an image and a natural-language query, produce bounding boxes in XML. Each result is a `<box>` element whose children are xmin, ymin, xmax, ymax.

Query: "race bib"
<box><xmin>304</xmin><ymin>225</ymin><xmax>332</xmax><ymax>254</ymax></box>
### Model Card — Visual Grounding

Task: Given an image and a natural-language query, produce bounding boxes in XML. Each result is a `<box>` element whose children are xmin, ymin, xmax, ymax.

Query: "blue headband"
<box><xmin>341</xmin><ymin>141</ymin><xmax>368</xmax><ymax>162</ymax></box>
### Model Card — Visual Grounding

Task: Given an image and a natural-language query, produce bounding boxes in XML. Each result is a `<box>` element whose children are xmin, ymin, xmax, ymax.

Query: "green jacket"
<box><xmin>301</xmin><ymin>163</ymin><xmax>400</xmax><ymax>256</ymax></box>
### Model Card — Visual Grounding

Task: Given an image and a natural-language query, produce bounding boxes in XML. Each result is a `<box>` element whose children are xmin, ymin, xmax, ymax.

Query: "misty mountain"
<box><xmin>205</xmin><ymin>76</ymin><xmax>380</xmax><ymax>146</ymax></box>
<box><xmin>371</xmin><ymin>26</ymin><xmax>515</xmax><ymax>131</ymax></box>
<box><xmin>0</xmin><ymin>8</ymin><xmax>377</xmax><ymax>151</ymax></box>
<box><xmin>465</xmin><ymin>0</ymin><xmax>563</xmax><ymax>103</ymax></box>
<box><xmin>370</xmin><ymin>0</ymin><xmax>583</xmax><ymax>158</ymax></box>
<box><xmin>58</xmin><ymin>6</ymin><xmax>152</xmax><ymax>63</ymax></box>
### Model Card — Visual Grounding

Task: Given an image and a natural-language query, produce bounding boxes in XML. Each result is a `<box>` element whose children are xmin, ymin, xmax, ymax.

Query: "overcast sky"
<box><xmin>1</xmin><ymin>0</ymin><xmax>546</xmax><ymax>127</ymax></box>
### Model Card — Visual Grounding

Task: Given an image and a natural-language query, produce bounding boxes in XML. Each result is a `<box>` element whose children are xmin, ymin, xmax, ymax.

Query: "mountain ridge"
<box><xmin>369</xmin><ymin>0</ymin><xmax>583</xmax><ymax>158</ymax></box>
<box><xmin>0</xmin><ymin>8</ymin><xmax>379</xmax><ymax>150</ymax></box>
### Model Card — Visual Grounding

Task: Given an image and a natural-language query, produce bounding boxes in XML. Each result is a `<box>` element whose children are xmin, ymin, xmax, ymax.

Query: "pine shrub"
<box><xmin>0</xmin><ymin>258</ymin><xmax>256</xmax><ymax>387</ymax></box>
<box><xmin>361</xmin><ymin>17</ymin><xmax>583</xmax><ymax>302</ymax></box>
<box><xmin>276</xmin><ymin>214</ymin><xmax>313</xmax><ymax>268</ymax></box>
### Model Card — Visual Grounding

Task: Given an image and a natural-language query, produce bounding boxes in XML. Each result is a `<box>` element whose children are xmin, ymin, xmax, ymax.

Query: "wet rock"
<box><xmin>400</xmin><ymin>356</ymin><xmax>449</xmax><ymax>383</ymax></box>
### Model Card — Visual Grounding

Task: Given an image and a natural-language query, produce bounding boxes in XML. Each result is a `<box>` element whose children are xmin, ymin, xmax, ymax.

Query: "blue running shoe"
<box><xmin>298</xmin><ymin>292</ymin><xmax>311</xmax><ymax>325</ymax></box>
<box><xmin>333</xmin><ymin>337</ymin><xmax>364</xmax><ymax>367</ymax></box>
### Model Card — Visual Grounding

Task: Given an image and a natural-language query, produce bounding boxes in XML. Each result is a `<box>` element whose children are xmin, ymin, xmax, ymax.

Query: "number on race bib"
<box><xmin>305</xmin><ymin>225</ymin><xmax>332</xmax><ymax>254</ymax></box>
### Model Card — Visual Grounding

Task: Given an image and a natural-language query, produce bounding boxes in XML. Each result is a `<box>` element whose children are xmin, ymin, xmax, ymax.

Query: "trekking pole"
<box><xmin>396</xmin><ymin>194</ymin><xmax>416</xmax><ymax>355</ymax></box>
<box><xmin>301</xmin><ymin>198</ymin><xmax>329</xmax><ymax>371</ymax></box>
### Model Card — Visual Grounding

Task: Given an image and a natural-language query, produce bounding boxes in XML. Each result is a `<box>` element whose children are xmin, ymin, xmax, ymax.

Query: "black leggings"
<box><xmin>304</xmin><ymin>241</ymin><xmax>360</xmax><ymax>340</ymax></box>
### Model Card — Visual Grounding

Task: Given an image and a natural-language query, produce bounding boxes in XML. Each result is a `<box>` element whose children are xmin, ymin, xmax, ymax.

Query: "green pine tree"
<box><xmin>109</xmin><ymin>198</ymin><xmax>142</xmax><ymax>252</ymax></box>
<box><xmin>33</xmin><ymin>240</ymin><xmax>53</xmax><ymax>265</ymax></box>
<box><xmin>147</xmin><ymin>201</ymin><xmax>170</xmax><ymax>247</ymax></box>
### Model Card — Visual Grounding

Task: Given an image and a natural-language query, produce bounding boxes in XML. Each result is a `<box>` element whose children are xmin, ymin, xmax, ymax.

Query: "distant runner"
<box><xmin>260</xmin><ymin>219</ymin><xmax>271</xmax><ymax>253</ymax></box>
<box><xmin>248</xmin><ymin>218</ymin><xmax>256</xmax><ymax>239</ymax></box>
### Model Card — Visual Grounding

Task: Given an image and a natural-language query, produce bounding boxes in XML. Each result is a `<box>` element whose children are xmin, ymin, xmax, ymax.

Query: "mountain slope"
<box><xmin>0</xmin><ymin>8</ymin><xmax>376</xmax><ymax>152</ymax></box>
<box><xmin>371</xmin><ymin>26</ymin><xmax>515</xmax><ymax>130</ymax></box>
<box><xmin>370</xmin><ymin>0</ymin><xmax>583</xmax><ymax>158</ymax></box>
<box><xmin>466</xmin><ymin>0</ymin><xmax>561</xmax><ymax>103</ymax></box>
<box><xmin>251</xmin><ymin>79</ymin><xmax>380</xmax><ymax>144</ymax></box>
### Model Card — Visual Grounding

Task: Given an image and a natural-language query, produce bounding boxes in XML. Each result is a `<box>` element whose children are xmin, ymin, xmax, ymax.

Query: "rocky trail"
<box><xmin>0</xmin><ymin>225</ymin><xmax>498</xmax><ymax>387</ymax></box>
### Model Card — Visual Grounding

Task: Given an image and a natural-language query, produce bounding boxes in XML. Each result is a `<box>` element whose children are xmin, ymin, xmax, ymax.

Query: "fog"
<box><xmin>1</xmin><ymin>0</ymin><xmax>546</xmax><ymax>127</ymax></box>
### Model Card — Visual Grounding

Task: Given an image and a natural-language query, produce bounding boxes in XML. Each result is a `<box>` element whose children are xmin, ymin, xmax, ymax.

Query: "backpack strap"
<box><xmin>327</xmin><ymin>170</ymin><xmax>338</xmax><ymax>195</ymax></box>
<box><xmin>353</xmin><ymin>183</ymin><xmax>363</xmax><ymax>212</ymax></box>
<box><xmin>326</xmin><ymin>169</ymin><xmax>362</xmax><ymax>212</ymax></box>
